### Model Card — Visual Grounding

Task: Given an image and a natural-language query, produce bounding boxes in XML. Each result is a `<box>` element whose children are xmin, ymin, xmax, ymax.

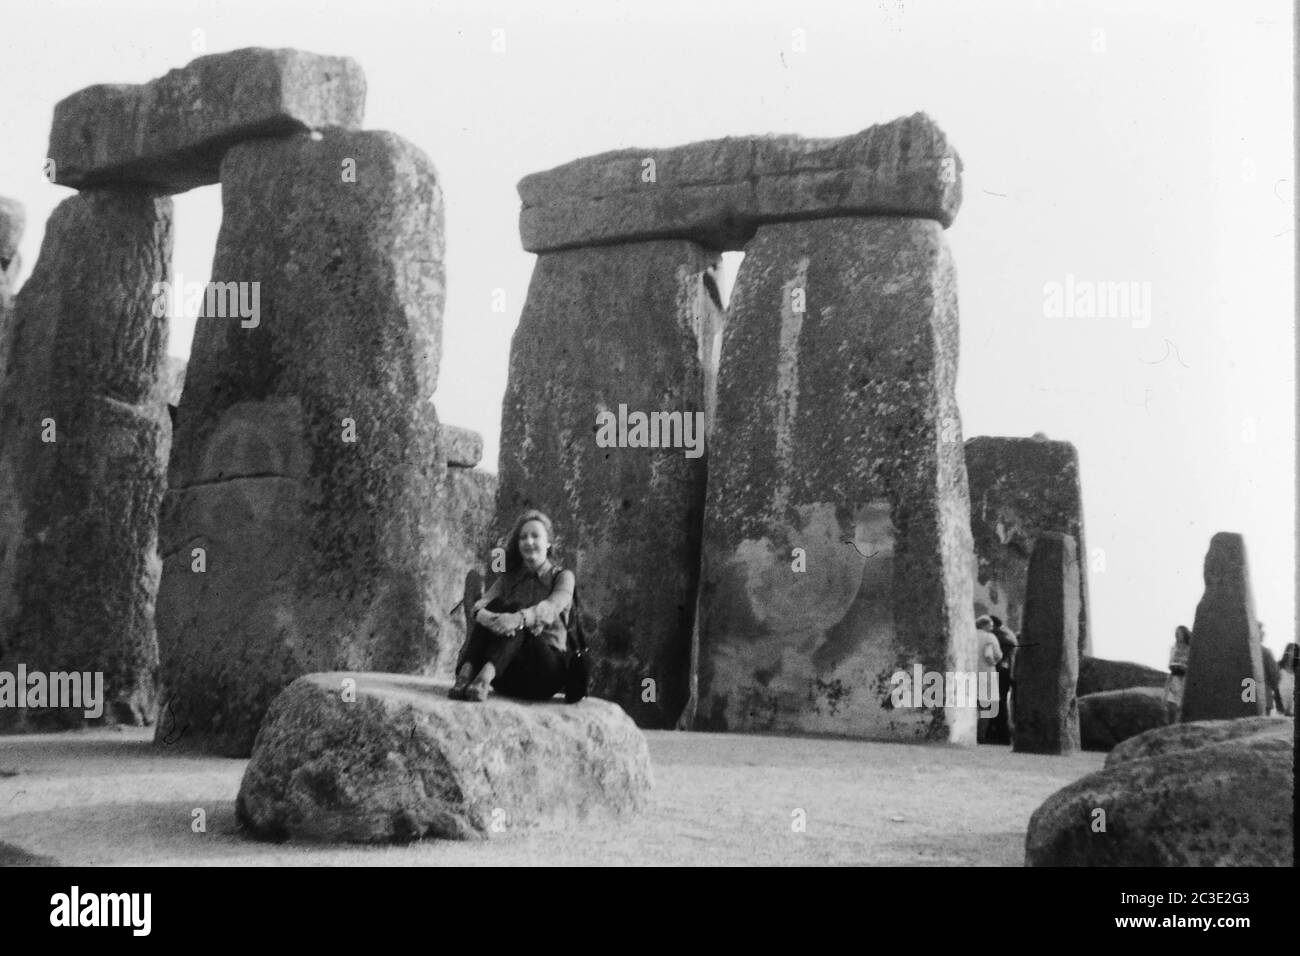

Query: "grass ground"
<box><xmin>0</xmin><ymin>725</ymin><xmax>1103</xmax><ymax>866</ymax></box>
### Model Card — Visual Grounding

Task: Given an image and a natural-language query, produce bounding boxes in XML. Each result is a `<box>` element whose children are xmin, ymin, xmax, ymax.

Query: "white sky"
<box><xmin>1</xmin><ymin>0</ymin><xmax>1293</xmax><ymax>671</ymax></box>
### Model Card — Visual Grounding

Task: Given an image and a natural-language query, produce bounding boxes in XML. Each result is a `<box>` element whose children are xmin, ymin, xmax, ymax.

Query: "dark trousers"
<box><xmin>985</xmin><ymin>664</ymin><xmax>1013</xmax><ymax>744</ymax></box>
<box><xmin>456</xmin><ymin>600</ymin><xmax>566</xmax><ymax>701</ymax></box>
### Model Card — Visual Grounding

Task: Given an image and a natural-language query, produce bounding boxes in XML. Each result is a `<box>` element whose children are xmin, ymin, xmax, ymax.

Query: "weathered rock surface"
<box><xmin>430</xmin><ymin>465</ymin><xmax>499</xmax><ymax>679</ymax></box>
<box><xmin>48</xmin><ymin>48</ymin><xmax>366</xmax><ymax>193</ymax></box>
<box><xmin>1182</xmin><ymin>533</ymin><xmax>1267</xmax><ymax>722</ymax></box>
<box><xmin>965</xmin><ymin>435</ymin><xmax>1091</xmax><ymax>655</ymax></box>
<box><xmin>697</xmin><ymin>217</ymin><xmax>976</xmax><ymax>743</ymax></box>
<box><xmin>441</xmin><ymin>423</ymin><xmax>482</xmax><ymax>468</ymax></box>
<box><xmin>236</xmin><ymin>672</ymin><xmax>653</xmax><ymax>842</ymax></box>
<box><xmin>1106</xmin><ymin>715</ymin><xmax>1286</xmax><ymax>767</ymax></box>
<box><xmin>155</xmin><ymin>129</ymin><xmax>446</xmax><ymax>755</ymax></box>
<box><xmin>1076</xmin><ymin>656</ymin><xmax>1167</xmax><ymax>697</ymax></box>
<box><xmin>1078</xmin><ymin>687</ymin><xmax>1171</xmax><ymax>751</ymax></box>
<box><xmin>519</xmin><ymin>113</ymin><xmax>962</xmax><ymax>253</ymax></box>
<box><xmin>0</xmin><ymin>196</ymin><xmax>23</xmax><ymax>292</ymax></box>
<box><xmin>494</xmin><ymin>240</ymin><xmax>715</xmax><ymax>728</ymax></box>
<box><xmin>0</xmin><ymin>190</ymin><xmax>172</xmax><ymax>728</ymax></box>
<box><xmin>158</xmin><ymin>355</ymin><xmax>187</xmax><ymax>409</ymax></box>
<box><xmin>1012</xmin><ymin>533</ymin><xmax>1080</xmax><ymax>754</ymax></box>
<box><xmin>1026</xmin><ymin>718</ymin><xmax>1294</xmax><ymax>866</ymax></box>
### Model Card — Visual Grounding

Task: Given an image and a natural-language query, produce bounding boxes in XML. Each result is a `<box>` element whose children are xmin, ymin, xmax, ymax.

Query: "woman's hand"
<box><xmin>496</xmin><ymin>613</ymin><xmax>525</xmax><ymax>635</ymax></box>
<box><xmin>479</xmin><ymin>610</ymin><xmax>524</xmax><ymax>636</ymax></box>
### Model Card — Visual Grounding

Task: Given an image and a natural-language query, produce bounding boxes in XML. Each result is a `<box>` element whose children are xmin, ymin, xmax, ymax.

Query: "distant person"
<box><xmin>975</xmin><ymin>615</ymin><xmax>1003</xmax><ymax>743</ymax></box>
<box><xmin>1164</xmin><ymin>625</ymin><xmax>1192</xmax><ymax>719</ymax></box>
<box><xmin>1259</xmin><ymin>622</ymin><xmax>1282</xmax><ymax>716</ymax></box>
<box><xmin>989</xmin><ymin>615</ymin><xmax>1017</xmax><ymax>744</ymax></box>
<box><xmin>1278</xmin><ymin>644</ymin><xmax>1298</xmax><ymax>717</ymax></box>
<box><xmin>451</xmin><ymin>509</ymin><xmax>574</xmax><ymax>703</ymax></box>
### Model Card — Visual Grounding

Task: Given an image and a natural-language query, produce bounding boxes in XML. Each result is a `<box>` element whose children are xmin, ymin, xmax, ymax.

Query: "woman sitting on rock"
<box><xmin>450</xmin><ymin>509</ymin><xmax>575</xmax><ymax>703</ymax></box>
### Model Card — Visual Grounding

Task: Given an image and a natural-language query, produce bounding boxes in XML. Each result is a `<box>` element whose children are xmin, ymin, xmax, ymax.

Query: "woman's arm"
<box><xmin>471</xmin><ymin>570</ymin><xmax>507</xmax><ymax>617</ymax></box>
<box><xmin>520</xmin><ymin>570</ymin><xmax>575</xmax><ymax>631</ymax></box>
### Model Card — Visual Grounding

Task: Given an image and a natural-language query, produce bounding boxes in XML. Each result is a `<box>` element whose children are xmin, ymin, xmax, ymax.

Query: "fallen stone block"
<box><xmin>1078</xmin><ymin>687</ymin><xmax>1171</xmax><ymax>751</ymax></box>
<box><xmin>48</xmin><ymin>48</ymin><xmax>366</xmax><ymax>193</ymax></box>
<box><xmin>519</xmin><ymin>112</ymin><xmax>962</xmax><ymax>253</ymax></box>
<box><xmin>1026</xmin><ymin>718</ymin><xmax>1294</xmax><ymax>866</ymax></box>
<box><xmin>236</xmin><ymin>672</ymin><xmax>653</xmax><ymax>842</ymax></box>
<box><xmin>1076</xmin><ymin>656</ymin><xmax>1167</xmax><ymax>697</ymax></box>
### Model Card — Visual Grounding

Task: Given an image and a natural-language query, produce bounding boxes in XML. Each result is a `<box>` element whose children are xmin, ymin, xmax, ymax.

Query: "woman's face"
<box><xmin>517</xmin><ymin>520</ymin><xmax>550</xmax><ymax>565</ymax></box>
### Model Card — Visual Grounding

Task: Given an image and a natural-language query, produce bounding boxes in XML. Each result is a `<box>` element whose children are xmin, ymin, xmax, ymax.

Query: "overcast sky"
<box><xmin>1</xmin><ymin>0</ymin><xmax>1293</xmax><ymax>671</ymax></box>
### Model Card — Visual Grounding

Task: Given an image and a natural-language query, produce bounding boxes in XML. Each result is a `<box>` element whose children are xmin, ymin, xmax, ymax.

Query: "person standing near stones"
<box><xmin>1164</xmin><ymin>625</ymin><xmax>1192</xmax><ymax>719</ymax></box>
<box><xmin>974</xmin><ymin>615</ymin><xmax>1003</xmax><ymax>743</ymax></box>
<box><xmin>451</xmin><ymin>510</ymin><xmax>575</xmax><ymax>703</ymax></box>
<box><xmin>1278</xmin><ymin>643</ymin><xmax>1297</xmax><ymax>717</ymax></box>
<box><xmin>1258</xmin><ymin>622</ymin><xmax>1283</xmax><ymax>716</ymax></box>
<box><xmin>989</xmin><ymin>615</ymin><xmax>1017</xmax><ymax>744</ymax></box>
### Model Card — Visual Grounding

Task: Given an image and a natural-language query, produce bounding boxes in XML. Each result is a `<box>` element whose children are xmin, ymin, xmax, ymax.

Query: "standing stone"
<box><xmin>432</xmin><ymin>424</ymin><xmax>498</xmax><ymax>679</ymax></box>
<box><xmin>160</xmin><ymin>355</ymin><xmax>187</xmax><ymax>407</ymax></box>
<box><xmin>697</xmin><ymin>217</ymin><xmax>977</xmax><ymax>743</ymax></box>
<box><xmin>1181</xmin><ymin>533</ymin><xmax>1266</xmax><ymax>722</ymax></box>
<box><xmin>48</xmin><ymin>48</ymin><xmax>366</xmax><ymax>193</ymax></box>
<box><xmin>155</xmin><ymin>129</ymin><xmax>445</xmax><ymax>755</ymax></box>
<box><xmin>0</xmin><ymin>196</ymin><xmax>23</xmax><ymax>298</ymax></box>
<box><xmin>965</xmin><ymin>435</ymin><xmax>1091</xmax><ymax>656</ymax></box>
<box><xmin>0</xmin><ymin>190</ymin><xmax>172</xmax><ymax>727</ymax></box>
<box><xmin>1012</xmin><ymin>533</ymin><xmax>1081</xmax><ymax>754</ymax></box>
<box><xmin>494</xmin><ymin>240</ymin><xmax>716</xmax><ymax>728</ymax></box>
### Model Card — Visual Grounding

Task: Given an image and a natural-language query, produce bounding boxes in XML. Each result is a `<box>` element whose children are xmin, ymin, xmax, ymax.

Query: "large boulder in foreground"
<box><xmin>1076</xmin><ymin>655</ymin><xmax>1167</xmax><ymax>697</ymax></box>
<box><xmin>1025</xmin><ymin>718</ymin><xmax>1294</xmax><ymax>866</ymax></box>
<box><xmin>1078</xmin><ymin>687</ymin><xmax>1171</xmax><ymax>751</ymax></box>
<box><xmin>236</xmin><ymin>673</ymin><xmax>653</xmax><ymax>842</ymax></box>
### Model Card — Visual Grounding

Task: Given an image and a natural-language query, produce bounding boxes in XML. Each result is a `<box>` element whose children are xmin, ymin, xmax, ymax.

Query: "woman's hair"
<box><xmin>1281</xmin><ymin>643</ymin><xmax>1300</xmax><ymax>671</ymax></box>
<box><xmin>503</xmin><ymin>509</ymin><xmax>558</xmax><ymax>573</ymax></box>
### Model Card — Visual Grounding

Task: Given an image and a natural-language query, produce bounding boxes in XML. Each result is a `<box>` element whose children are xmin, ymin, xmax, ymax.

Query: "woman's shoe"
<box><xmin>464</xmin><ymin>680</ymin><xmax>493</xmax><ymax>702</ymax></box>
<box><xmin>449</xmin><ymin>664</ymin><xmax>475</xmax><ymax>701</ymax></box>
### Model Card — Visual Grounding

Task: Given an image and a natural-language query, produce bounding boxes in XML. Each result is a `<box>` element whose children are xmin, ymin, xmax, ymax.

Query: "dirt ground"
<box><xmin>0</xmin><ymin>726</ymin><xmax>1103</xmax><ymax>866</ymax></box>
